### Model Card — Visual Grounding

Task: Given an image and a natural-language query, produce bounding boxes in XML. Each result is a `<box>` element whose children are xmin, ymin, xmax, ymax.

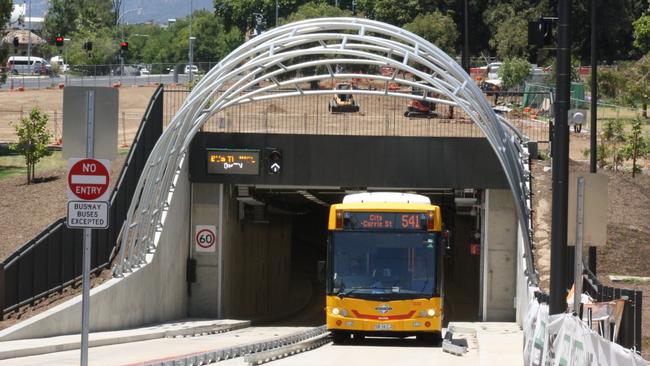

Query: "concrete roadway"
<box><xmin>0</xmin><ymin>323</ymin><xmax>522</xmax><ymax>365</ymax></box>
<box><xmin>0</xmin><ymin>74</ymin><xmax>189</xmax><ymax>90</ymax></box>
<box><xmin>0</xmin><ymin>326</ymin><xmax>311</xmax><ymax>366</ymax></box>
<box><xmin>226</xmin><ymin>322</ymin><xmax>522</xmax><ymax>366</ymax></box>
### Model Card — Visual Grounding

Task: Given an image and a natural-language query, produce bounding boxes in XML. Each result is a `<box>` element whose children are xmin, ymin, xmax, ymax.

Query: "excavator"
<box><xmin>404</xmin><ymin>86</ymin><xmax>439</xmax><ymax>118</ymax></box>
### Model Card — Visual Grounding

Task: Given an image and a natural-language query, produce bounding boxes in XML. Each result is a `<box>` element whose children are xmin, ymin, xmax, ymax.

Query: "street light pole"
<box><xmin>462</xmin><ymin>0</ymin><xmax>469</xmax><ymax>73</ymax></box>
<box><xmin>275</xmin><ymin>0</ymin><xmax>279</xmax><ymax>27</ymax></box>
<box><xmin>550</xmin><ymin>0</ymin><xmax>571</xmax><ymax>315</ymax></box>
<box><xmin>588</xmin><ymin>0</ymin><xmax>598</xmax><ymax>275</ymax></box>
<box><xmin>26</xmin><ymin>0</ymin><xmax>32</xmax><ymax>75</ymax></box>
<box><xmin>189</xmin><ymin>0</ymin><xmax>194</xmax><ymax>83</ymax></box>
<box><xmin>117</xmin><ymin>8</ymin><xmax>142</xmax><ymax>82</ymax></box>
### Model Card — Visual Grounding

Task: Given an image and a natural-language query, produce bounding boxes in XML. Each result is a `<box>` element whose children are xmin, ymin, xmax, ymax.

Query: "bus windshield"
<box><xmin>329</xmin><ymin>231</ymin><xmax>438</xmax><ymax>300</ymax></box>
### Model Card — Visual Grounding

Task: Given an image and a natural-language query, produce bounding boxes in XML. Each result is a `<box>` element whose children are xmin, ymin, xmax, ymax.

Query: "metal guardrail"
<box><xmin>583</xmin><ymin>268</ymin><xmax>643</xmax><ymax>352</ymax></box>
<box><xmin>0</xmin><ymin>85</ymin><xmax>164</xmax><ymax>317</ymax></box>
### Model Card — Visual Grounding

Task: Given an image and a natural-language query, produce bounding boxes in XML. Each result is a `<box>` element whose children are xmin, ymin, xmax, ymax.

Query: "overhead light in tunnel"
<box><xmin>454</xmin><ymin>197</ymin><xmax>478</xmax><ymax>207</ymax></box>
<box><xmin>297</xmin><ymin>190</ymin><xmax>329</xmax><ymax>207</ymax></box>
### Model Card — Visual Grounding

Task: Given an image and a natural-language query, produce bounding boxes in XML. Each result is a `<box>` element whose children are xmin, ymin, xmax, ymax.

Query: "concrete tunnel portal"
<box><xmin>186</xmin><ymin>133</ymin><xmax>521</xmax><ymax>326</ymax></box>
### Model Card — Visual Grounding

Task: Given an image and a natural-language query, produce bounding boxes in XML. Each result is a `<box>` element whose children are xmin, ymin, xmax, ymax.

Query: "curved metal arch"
<box><xmin>113</xmin><ymin>18</ymin><xmax>537</xmax><ymax>285</ymax></box>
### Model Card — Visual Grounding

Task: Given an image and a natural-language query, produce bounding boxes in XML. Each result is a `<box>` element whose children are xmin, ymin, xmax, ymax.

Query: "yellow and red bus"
<box><xmin>326</xmin><ymin>192</ymin><xmax>445</xmax><ymax>344</ymax></box>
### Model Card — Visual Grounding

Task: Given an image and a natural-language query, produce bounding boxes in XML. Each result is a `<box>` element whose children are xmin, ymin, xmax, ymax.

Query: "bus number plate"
<box><xmin>375</xmin><ymin>323</ymin><xmax>392</xmax><ymax>330</ymax></box>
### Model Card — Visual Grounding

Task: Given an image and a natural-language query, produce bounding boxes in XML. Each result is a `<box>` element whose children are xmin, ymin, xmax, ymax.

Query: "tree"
<box><xmin>491</xmin><ymin>16</ymin><xmax>529</xmax><ymax>60</ymax></box>
<box><xmin>215</xmin><ymin>0</ymin><xmax>304</xmax><ymax>33</ymax></box>
<box><xmin>633</xmin><ymin>11</ymin><xmax>650</xmax><ymax>53</ymax></box>
<box><xmin>0</xmin><ymin>0</ymin><xmax>12</xmax><ymax>84</ymax></box>
<box><xmin>587</xmin><ymin>68</ymin><xmax>626</xmax><ymax>102</ymax></box>
<box><xmin>620</xmin><ymin>118</ymin><xmax>649</xmax><ymax>177</ymax></box>
<box><xmin>43</xmin><ymin>0</ymin><xmax>116</xmax><ymax>41</ymax></box>
<box><xmin>600</xmin><ymin>119</ymin><xmax>626</xmax><ymax>171</ymax></box>
<box><xmin>9</xmin><ymin>108</ymin><xmax>53</xmax><ymax>184</ymax></box>
<box><xmin>498</xmin><ymin>57</ymin><xmax>530</xmax><ymax>90</ymax></box>
<box><xmin>620</xmin><ymin>54</ymin><xmax>650</xmax><ymax>117</ymax></box>
<box><xmin>403</xmin><ymin>11</ymin><xmax>459</xmax><ymax>55</ymax></box>
<box><xmin>283</xmin><ymin>2</ymin><xmax>352</xmax><ymax>24</ymax></box>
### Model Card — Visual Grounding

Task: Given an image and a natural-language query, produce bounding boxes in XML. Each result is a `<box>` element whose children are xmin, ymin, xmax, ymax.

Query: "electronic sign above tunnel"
<box><xmin>207</xmin><ymin>149</ymin><xmax>260</xmax><ymax>175</ymax></box>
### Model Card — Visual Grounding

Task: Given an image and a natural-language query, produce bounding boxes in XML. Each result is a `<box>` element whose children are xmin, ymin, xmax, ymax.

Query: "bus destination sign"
<box><xmin>344</xmin><ymin>212</ymin><xmax>428</xmax><ymax>231</ymax></box>
<box><xmin>207</xmin><ymin>149</ymin><xmax>260</xmax><ymax>175</ymax></box>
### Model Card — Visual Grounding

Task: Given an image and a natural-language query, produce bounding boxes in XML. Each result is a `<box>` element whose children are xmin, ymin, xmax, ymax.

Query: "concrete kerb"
<box><xmin>0</xmin><ymin>319</ymin><xmax>250</xmax><ymax>360</ymax></box>
<box><xmin>137</xmin><ymin>325</ymin><xmax>328</xmax><ymax>366</ymax></box>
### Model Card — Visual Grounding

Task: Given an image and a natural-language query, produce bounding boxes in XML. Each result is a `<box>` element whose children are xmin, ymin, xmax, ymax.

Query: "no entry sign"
<box><xmin>67</xmin><ymin>158</ymin><xmax>111</xmax><ymax>201</ymax></box>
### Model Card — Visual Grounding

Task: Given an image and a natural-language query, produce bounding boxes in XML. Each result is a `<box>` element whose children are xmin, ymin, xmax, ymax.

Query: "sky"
<box><xmin>12</xmin><ymin>0</ymin><xmax>215</xmax><ymax>23</ymax></box>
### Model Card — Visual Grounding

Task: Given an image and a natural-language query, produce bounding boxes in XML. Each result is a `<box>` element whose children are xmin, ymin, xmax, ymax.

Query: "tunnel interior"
<box><xmin>216</xmin><ymin>186</ymin><xmax>483</xmax><ymax>326</ymax></box>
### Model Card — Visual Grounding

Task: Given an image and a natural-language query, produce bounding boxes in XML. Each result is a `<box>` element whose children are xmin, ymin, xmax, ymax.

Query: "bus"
<box><xmin>326</xmin><ymin>192</ymin><xmax>447</xmax><ymax>344</ymax></box>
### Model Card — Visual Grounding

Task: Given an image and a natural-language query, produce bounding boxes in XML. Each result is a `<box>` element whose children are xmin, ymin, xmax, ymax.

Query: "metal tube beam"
<box><xmin>589</xmin><ymin>0</ymin><xmax>598</xmax><ymax>275</ymax></box>
<box><xmin>113</xmin><ymin>18</ymin><xmax>538</xmax><ymax>289</ymax></box>
<box><xmin>551</xmin><ymin>0</ymin><xmax>571</xmax><ymax>315</ymax></box>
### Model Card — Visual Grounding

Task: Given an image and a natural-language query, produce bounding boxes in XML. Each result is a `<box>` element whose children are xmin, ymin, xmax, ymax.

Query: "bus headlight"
<box><xmin>332</xmin><ymin>307</ymin><xmax>340</xmax><ymax>315</ymax></box>
<box><xmin>427</xmin><ymin>309</ymin><xmax>436</xmax><ymax>317</ymax></box>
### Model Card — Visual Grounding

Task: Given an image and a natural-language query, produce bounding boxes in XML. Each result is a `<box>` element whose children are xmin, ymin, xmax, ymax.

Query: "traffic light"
<box><xmin>268</xmin><ymin>149</ymin><xmax>282</xmax><ymax>174</ymax></box>
<box><xmin>120</xmin><ymin>41</ymin><xmax>129</xmax><ymax>52</ymax></box>
<box><xmin>55</xmin><ymin>34</ymin><xmax>64</xmax><ymax>47</ymax></box>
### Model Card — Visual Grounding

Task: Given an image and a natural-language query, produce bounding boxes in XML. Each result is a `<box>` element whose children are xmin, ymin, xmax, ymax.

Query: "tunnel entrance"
<box><xmin>186</xmin><ymin>132</ymin><xmax>518</xmax><ymax>324</ymax></box>
<box><xmin>190</xmin><ymin>184</ymin><xmax>483</xmax><ymax>326</ymax></box>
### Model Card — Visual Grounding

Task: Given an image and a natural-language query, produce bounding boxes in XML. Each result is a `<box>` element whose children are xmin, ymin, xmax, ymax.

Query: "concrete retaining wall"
<box><xmin>481</xmin><ymin>189</ymin><xmax>518</xmax><ymax>322</ymax></box>
<box><xmin>0</xmin><ymin>163</ymin><xmax>191</xmax><ymax>341</ymax></box>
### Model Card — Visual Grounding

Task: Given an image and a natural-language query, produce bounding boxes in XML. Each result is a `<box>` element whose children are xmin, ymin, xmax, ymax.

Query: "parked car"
<box><xmin>184</xmin><ymin>64</ymin><xmax>199</xmax><ymax>74</ymax></box>
<box><xmin>50</xmin><ymin>56</ymin><xmax>69</xmax><ymax>73</ymax></box>
<box><xmin>7</xmin><ymin>56</ymin><xmax>52</xmax><ymax>75</ymax></box>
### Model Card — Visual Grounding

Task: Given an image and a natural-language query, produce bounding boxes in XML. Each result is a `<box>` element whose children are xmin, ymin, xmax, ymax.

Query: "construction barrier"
<box><xmin>523</xmin><ymin>297</ymin><xmax>646</xmax><ymax>366</ymax></box>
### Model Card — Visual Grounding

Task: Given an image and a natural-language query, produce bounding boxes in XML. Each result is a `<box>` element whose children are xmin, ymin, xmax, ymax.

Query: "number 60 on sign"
<box><xmin>195</xmin><ymin>225</ymin><xmax>217</xmax><ymax>253</ymax></box>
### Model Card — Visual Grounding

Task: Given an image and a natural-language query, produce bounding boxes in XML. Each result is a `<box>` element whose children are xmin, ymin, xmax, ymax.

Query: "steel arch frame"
<box><xmin>113</xmin><ymin>18</ymin><xmax>537</xmax><ymax>285</ymax></box>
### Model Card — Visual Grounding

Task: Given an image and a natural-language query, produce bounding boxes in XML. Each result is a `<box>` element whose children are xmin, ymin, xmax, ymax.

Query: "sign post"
<box><xmin>63</xmin><ymin>87</ymin><xmax>117</xmax><ymax>366</ymax></box>
<box><xmin>81</xmin><ymin>90</ymin><xmax>95</xmax><ymax>366</ymax></box>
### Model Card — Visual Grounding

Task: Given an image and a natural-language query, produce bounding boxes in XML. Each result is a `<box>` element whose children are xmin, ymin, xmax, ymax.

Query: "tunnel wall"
<box><xmin>189</xmin><ymin>134</ymin><xmax>509</xmax><ymax>189</ymax></box>
<box><xmin>481</xmin><ymin>189</ymin><xmax>518</xmax><ymax>321</ymax></box>
<box><xmin>189</xmin><ymin>183</ymin><xmax>223</xmax><ymax>318</ymax></box>
<box><xmin>0</xmin><ymin>163</ymin><xmax>191</xmax><ymax>341</ymax></box>
<box><xmin>220</xmin><ymin>186</ymin><xmax>293</xmax><ymax>320</ymax></box>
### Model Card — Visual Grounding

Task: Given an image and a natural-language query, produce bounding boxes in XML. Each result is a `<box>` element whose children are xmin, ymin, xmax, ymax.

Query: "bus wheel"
<box><xmin>331</xmin><ymin>331</ymin><xmax>350</xmax><ymax>344</ymax></box>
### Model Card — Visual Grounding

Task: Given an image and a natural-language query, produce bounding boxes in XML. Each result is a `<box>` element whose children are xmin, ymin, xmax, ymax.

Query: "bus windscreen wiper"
<box><xmin>338</xmin><ymin>287</ymin><xmax>364</xmax><ymax>298</ymax></box>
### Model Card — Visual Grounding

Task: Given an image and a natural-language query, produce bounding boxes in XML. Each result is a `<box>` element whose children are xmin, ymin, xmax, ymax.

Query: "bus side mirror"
<box><xmin>317</xmin><ymin>260</ymin><xmax>326</xmax><ymax>283</ymax></box>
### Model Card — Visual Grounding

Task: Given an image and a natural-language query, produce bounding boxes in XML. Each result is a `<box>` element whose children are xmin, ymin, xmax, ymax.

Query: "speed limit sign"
<box><xmin>195</xmin><ymin>225</ymin><xmax>217</xmax><ymax>253</ymax></box>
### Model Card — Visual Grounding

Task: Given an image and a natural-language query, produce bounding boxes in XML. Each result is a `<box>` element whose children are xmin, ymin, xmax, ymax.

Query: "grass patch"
<box><xmin>0</xmin><ymin>150</ymin><xmax>66</xmax><ymax>181</ymax></box>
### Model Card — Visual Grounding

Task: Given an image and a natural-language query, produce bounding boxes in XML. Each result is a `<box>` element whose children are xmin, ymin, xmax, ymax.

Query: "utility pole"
<box><xmin>189</xmin><ymin>0</ymin><xmax>194</xmax><ymax>83</ymax></box>
<box><xmin>550</xmin><ymin>0</ymin><xmax>571</xmax><ymax>315</ymax></box>
<box><xmin>589</xmin><ymin>0</ymin><xmax>598</xmax><ymax>274</ymax></box>
<box><xmin>462</xmin><ymin>0</ymin><xmax>469</xmax><ymax>72</ymax></box>
<box><xmin>26</xmin><ymin>0</ymin><xmax>32</xmax><ymax>75</ymax></box>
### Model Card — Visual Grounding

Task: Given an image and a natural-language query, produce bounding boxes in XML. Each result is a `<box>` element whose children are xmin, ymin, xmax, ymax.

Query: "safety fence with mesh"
<box><xmin>163</xmin><ymin>86</ymin><xmax>552</xmax><ymax>142</ymax></box>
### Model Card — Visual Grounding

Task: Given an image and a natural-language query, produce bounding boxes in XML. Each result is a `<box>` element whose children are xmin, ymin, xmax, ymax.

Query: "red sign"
<box><xmin>67</xmin><ymin>159</ymin><xmax>110</xmax><ymax>201</ymax></box>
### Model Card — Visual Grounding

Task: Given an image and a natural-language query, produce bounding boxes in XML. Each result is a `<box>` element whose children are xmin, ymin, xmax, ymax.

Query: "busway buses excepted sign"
<box><xmin>67</xmin><ymin>201</ymin><xmax>109</xmax><ymax>229</ymax></box>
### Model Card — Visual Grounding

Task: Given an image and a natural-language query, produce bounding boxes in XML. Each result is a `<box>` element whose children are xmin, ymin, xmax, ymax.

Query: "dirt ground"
<box><xmin>0</xmin><ymin>85</ymin><xmax>159</xmax><ymax>145</ymax></box>
<box><xmin>532</xmin><ymin>132</ymin><xmax>650</xmax><ymax>360</ymax></box>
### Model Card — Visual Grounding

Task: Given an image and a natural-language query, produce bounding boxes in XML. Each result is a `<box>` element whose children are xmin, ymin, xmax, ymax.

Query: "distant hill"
<box><xmin>14</xmin><ymin>0</ymin><xmax>215</xmax><ymax>24</ymax></box>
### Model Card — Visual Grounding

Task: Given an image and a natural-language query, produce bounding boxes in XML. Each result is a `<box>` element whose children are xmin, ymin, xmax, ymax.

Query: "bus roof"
<box><xmin>342</xmin><ymin>192</ymin><xmax>430</xmax><ymax>205</ymax></box>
